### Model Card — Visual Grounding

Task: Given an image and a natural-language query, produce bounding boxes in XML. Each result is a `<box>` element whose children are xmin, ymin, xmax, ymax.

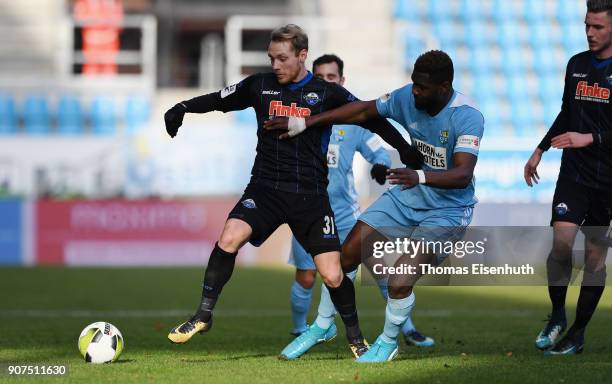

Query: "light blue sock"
<box><xmin>381</xmin><ymin>293</ymin><xmax>415</xmax><ymax>344</ymax></box>
<box><xmin>314</xmin><ymin>270</ymin><xmax>357</xmax><ymax>330</ymax></box>
<box><xmin>290</xmin><ymin>281</ymin><xmax>312</xmax><ymax>334</ymax></box>
<box><xmin>401</xmin><ymin>314</ymin><xmax>416</xmax><ymax>334</ymax></box>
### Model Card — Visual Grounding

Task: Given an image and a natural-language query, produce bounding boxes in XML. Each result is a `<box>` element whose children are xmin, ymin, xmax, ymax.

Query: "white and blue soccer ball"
<box><xmin>78</xmin><ymin>322</ymin><xmax>124</xmax><ymax>364</ymax></box>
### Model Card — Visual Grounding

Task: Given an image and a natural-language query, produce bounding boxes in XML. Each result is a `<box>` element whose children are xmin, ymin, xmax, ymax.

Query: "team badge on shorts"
<box><xmin>242</xmin><ymin>199</ymin><xmax>257</xmax><ymax>209</ymax></box>
<box><xmin>555</xmin><ymin>202</ymin><xmax>568</xmax><ymax>215</ymax></box>
<box><xmin>304</xmin><ymin>92</ymin><xmax>320</xmax><ymax>106</ymax></box>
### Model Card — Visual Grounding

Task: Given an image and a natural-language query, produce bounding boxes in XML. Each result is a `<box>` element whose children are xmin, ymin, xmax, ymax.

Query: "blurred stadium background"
<box><xmin>0</xmin><ymin>0</ymin><xmax>586</xmax><ymax>268</ymax></box>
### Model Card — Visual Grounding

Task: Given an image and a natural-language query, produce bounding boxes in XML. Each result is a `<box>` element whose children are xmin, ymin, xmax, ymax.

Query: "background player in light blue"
<box><xmin>283</xmin><ymin>54</ymin><xmax>434</xmax><ymax>360</ymax></box>
<box><xmin>267</xmin><ymin>50</ymin><xmax>483</xmax><ymax>362</ymax></box>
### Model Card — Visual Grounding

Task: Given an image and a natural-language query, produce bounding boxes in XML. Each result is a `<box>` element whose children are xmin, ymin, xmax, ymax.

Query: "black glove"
<box><xmin>399</xmin><ymin>145</ymin><xmax>424</xmax><ymax>169</ymax></box>
<box><xmin>370</xmin><ymin>164</ymin><xmax>389</xmax><ymax>185</ymax></box>
<box><xmin>164</xmin><ymin>103</ymin><xmax>187</xmax><ymax>138</ymax></box>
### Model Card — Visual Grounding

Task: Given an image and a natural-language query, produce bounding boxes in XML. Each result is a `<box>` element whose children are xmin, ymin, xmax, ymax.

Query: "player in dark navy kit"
<box><xmin>162</xmin><ymin>24</ymin><xmax>422</xmax><ymax>359</ymax></box>
<box><xmin>525</xmin><ymin>0</ymin><xmax>612</xmax><ymax>355</ymax></box>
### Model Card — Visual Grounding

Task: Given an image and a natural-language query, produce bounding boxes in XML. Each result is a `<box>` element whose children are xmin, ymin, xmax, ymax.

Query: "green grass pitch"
<box><xmin>1</xmin><ymin>267</ymin><xmax>611</xmax><ymax>383</ymax></box>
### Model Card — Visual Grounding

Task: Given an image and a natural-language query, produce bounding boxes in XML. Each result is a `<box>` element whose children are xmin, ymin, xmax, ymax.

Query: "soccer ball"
<box><xmin>78</xmin><ymin>322</ymin><xmax>124</xmax><ymax>363</ymax></box>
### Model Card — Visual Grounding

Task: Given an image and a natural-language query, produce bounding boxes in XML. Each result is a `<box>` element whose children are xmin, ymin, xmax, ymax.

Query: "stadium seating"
<box><xmin>394</xmin><ymin>0</ymin><xmax>587</xmax><ymax>137</ymax></box>
<box><xmin>90</xmin><ymin>96</ymin><xmax>116</xmax><ymax>135</ymax></box>
<box><xmin>0</xmin><ymin>94</ymin><xmax>17</xmax><ymax>134</ymax></box>
<box><xmin>57</xmin><ymin>95</ymin><xmax>84</xmax><ymax>134</ymax></box>
<box><xmin>125</xmin><ymin>95</ymin><xmax>151</xmax><ymax>134</ymax></box>
<box><xmin>23</xmin><ymin>95</ymin><xmax>51</xmax><ymax>134</ymax></box>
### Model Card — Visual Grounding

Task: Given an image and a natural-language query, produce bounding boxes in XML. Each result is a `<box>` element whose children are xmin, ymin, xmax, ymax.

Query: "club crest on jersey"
<box><xmin>241</xmin><ymin>199</ymin><xmax>257</xmax><ymax>209</ymax></box>
<box><xmin>555</xmin><ymin>203</ymin><xmax>568</xmax><ymax>216</ymax></box>
<box><xmin>303</xmin><ymin>92</ymin><xmax>320</xmax><ymax>106</ymax></box>
<box><xmin>607</xmin><ymin>75</ymin><xmax>612</xmax><ymax>86</ymax></box>
<box><xmin>439</xmin><ymin>129</ymin><xmax>449</xmax><ymax>144</ymax></box>
<box><xmin>268</xmin><ymin>100</ymin><xmax>311</xmax><ymax>117</ymax></box>
<box><xmin>575</xmin><ymin>81</ymin><xmax>610</xmax><ymax>102</ymax></box>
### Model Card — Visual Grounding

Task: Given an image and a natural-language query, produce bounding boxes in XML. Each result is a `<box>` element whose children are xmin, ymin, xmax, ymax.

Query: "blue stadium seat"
<box><xmin>434</xmin><ymin>20</ymin><xmax>464</xmax><ymax>45</ymax></box>
<box><xmin>428</xmin><ymin>1</ymin><xmax>456</xmax><ymax>22</ymax></box>
<box><xmin>23</xmin><ymin>95</ymin><xmax>50</xmax><ymax>134</ymax></box>
<box><xmin>473</xmin><ymin>73</ymin><xmax>497</xmax><ymax>100</ymax></box>
<box><xmin>538</xmin><ymin>74</ymin><xmax>564</xmax><ymax>102</ymax></box>
<box><xmin>525</xmin><ymin>0</ymin><xmax>551</xmax><ymax>23</ymax></box>
<box><xmin>0</xmin><ymin>94</ymin><xmax>17</xmax><ymax>134</ymax></box>
<box><xmin>497</xmin><ymin>21</ymin><xmax>522</xmax><ymax>49</ymax></box>
<box><xmin>556</xmin><ymin>0</ymin><xmax>585</xmax><ymax>23</ymax></box>
<box><xmin>562</xmin><ymin>25</ymin><xmax>587</xmax><ymax>54</ymax></box>
<box><xmin>90</xmin><ymin>96</ymin><xmax>116</xmax><ymax>134</ymax></box>
<box><xmin>501</xmin><ymin>47</ymin><xmax>531</xmax><ymax>76</ymax></box>
<box><xmin>459</xmin><ymin>0</ymin><xmax>482</xmax><ymax>21</ymax></box>
<box><xmin>125</xmin><ymin>95</ymin><xmax>151</xmax><ymax>134</ymax></box>
<box><xmin>492</xmin><ymin>0</ymin><xmax>524</xmax><ymax>22</ymax></box>
<box><xmin>465</xmin><ymin>21</ymin><xmax>491</xmax><ymax>48</ymax></box>
<box><xmin>529</xmin><ymin>23</ymin><xmax>553</xmax><ymax>48</ymax></box>
<box><xmin>57</xmin><ymin>95</ymin><xmax>83</xmax><ymax>134</ymax></box>
<box><xmin>511</xmin><ymin>99</ymin><xmax>535</xmax><ymax>136</ymax></box>
<box><xmin>532</xmin><ymin>47</ymin><xmax>561</xmax><ymax>76</ymax></box>
<box><xmin>393</xmin><ymin>0</ymin><xmax>423</xmax><ymax>21</ymax></box>
<box><xmin>469</xmin><ymin>47</ymin><xmax>492</xmax><ymax>74</ymax></box>
<box><xmin>479</xmin><ymin>100</ymin><xmax>500</xmax><ymax>128</ymax></box>
<box><xmin>542</xmin><ymin>98</ymin><xmax>561</xmax><ymax>127</ymax></box>
<box><xmin>404</xmin><ymin>37</ymin><xmax>426</xmax><ymax>69</ymax></box>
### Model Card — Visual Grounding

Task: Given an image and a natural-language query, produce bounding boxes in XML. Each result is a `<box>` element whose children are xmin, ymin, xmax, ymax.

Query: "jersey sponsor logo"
<box><xmin>413</xmin><ymin>139</ymin><xmax>447</xmax><ymax>169</ymax></box>
<box><xmin>555</xmin><ymin>202</ymin><xmax>568</xmax><ymax>216</ymax></box>
<box><xmin>327</xmin><ymin>144</ymin><xmax>340</xmax><ymax>168</ymax></box>
<box><xmin>456</xmin><ymin>135</ymin><xmax>480</xmax><ymax>152</ymax></box>
<box><xmin>241</xmin><ymin>199</ymin><xmax>257</xmax><ymax>209</ymax></box>
<box><xmin>220</xmin><ymin>84</ymin><xmax>237</xmax><ymax>98</ymax></box>
<box><xmin>572</xmin><ymin>73</ymin><xmax>588</xmax><ymax>78</ymax></box>
<box><xmin>303</xmin><ymin>92</ymin><xmax>320</xmax><ymax>106</ymax></box>
<box><xmin>575</xmin><ymin>81</ymin><xmax>610</xmax><ymax>103</ymax></box>
<box><xmin>268</xmin><ymin>100</ymin><xmax>312</xmax><ymax>117</ymax></box>
<box><xmin>262</xmin><ymin>90</ymin><xmax>281</xmax><ymax>95</ymax></box>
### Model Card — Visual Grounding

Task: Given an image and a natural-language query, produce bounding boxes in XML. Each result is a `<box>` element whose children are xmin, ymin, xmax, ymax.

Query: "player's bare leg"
<box><xmin>168</xmin><ymin>219</ymin><xmax>252</xmax><ymax>344</ymax></box>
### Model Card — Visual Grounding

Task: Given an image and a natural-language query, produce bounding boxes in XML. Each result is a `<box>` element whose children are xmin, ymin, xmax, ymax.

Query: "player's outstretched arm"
<box><xmin>164</xmin><ymin>76</ymin><xmax>255</xmax><ymax>138</ymax></box>
<box><xmin>387</xmin><ymin>152</ymin><xmax>477</xmax><ymax>190</ymax></box>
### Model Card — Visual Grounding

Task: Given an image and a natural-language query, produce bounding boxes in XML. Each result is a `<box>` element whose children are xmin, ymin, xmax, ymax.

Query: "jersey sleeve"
<box><xmin>357</xmin><ymin>127</ymin><xmax>392</xmax><ymax>167</ymax></box>
<box><xmin>182</xmin><ymin>74</ymin><xmax>258</xmax><ymax>113</ymax></box>
<box><xmin>452</xmin><ymin>108</ymin><xmax>484</xmax><ymax>156</ymax></box>
<box><xmin>375</xmin><ymin>87</ymin><xmax>406</xmax><ymax>121</ymax></box>
<box><xmin>537</xmin><ymin>59</ymin><xmax>572</xmax><ymax>151</ymax></box>
<box><xmin>326</xmin><ymin>83</ymin><xmax>360</xmax><ymax>109</ymax></box>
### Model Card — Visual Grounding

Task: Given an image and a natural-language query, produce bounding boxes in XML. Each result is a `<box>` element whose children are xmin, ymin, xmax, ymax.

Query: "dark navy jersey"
<box><xmin>183</xmin><ymin>71</ymin><xmax>403</xmax><ymax>195</ymax></box>
<box><xmin>538</xmin><ymin>51</ymin><xmax>612</xmax><ymax>191</ymax></box>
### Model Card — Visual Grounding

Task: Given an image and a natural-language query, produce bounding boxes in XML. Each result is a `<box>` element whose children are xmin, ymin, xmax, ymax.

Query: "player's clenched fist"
<box><xmin>164</xmin><ymin>103</ymin><xmax>187</xmax><ymax>138</ymax></box>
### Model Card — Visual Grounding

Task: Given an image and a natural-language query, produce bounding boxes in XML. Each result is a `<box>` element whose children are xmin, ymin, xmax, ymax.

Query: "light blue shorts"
<box><xmin>358</xmin><ymin>188</ymin><xmax>474</xmax><ymax>262</ymax></box>
<box><xmin>288</xmin><ymin>225</ymin><xmax>353</xmax><ymax>270</ymax></box>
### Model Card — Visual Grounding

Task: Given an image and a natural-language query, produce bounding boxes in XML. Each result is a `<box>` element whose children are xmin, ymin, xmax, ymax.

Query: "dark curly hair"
<box><xmin>413</xmin><ymin>50</ymin><xmax>454</xmax><ymax>84</ymax></box>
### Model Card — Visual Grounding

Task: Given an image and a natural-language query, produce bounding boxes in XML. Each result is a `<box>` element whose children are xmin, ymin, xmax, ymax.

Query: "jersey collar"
<box><xmin>287</xmin><ymin>71</ymin><xmax>313</xmax><ymax>91</ymax></box>
<box><xmin>591</xmin><ymin>53</ymin><xmax>612</xmax><ymax>69</ymax></box>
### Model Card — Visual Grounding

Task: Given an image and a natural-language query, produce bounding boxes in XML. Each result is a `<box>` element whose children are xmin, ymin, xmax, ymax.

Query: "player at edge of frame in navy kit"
<box><xmin>524</xmin><ymin>0</ymin><xmax>612</xmax><ymax>356</ymax></box>
<box><xmin>162</xmin><ymin>24</ymin><xmax>424</xmax><ymax>360</ymax></box>
<box><xmin>266</xmin><ymin>50</ymin><xmax>483</xmax><ymax>363</ymax></box>
<box><xmin>281</xmin><ymin>54</ymin><xmax>434</xmax><ymax>361</ymax></box>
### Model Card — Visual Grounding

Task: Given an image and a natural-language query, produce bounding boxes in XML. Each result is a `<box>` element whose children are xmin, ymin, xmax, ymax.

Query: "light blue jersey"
<box><xmin>289</xmin><ymin>124</ymin><xmax>391</xmax><ymax>269</ymax></box>
<box><xmin>375</xmin><ymin>85</ymin><xmax>484</xmax><ymax>210</ymax></box>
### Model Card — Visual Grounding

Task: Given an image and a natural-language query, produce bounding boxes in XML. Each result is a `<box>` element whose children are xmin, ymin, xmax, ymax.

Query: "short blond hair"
<box><xmin>270</xmin><ymin>24</ymin><xmax>308</xmax><ymax>53</ymax></box>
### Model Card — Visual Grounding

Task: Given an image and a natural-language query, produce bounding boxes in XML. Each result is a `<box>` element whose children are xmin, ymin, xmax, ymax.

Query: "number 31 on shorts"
<box><xmin>323</xmin><ymin>215</ymin><xmax>335</xmax><ymax>235</ymax></box>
